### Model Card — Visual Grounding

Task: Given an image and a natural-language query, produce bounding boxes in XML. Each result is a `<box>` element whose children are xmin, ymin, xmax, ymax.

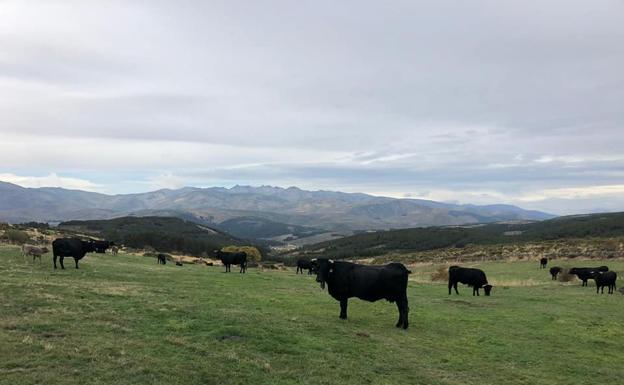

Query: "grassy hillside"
<box><xmin>302</xmin><ymin>212</ymin><xmax>624</xmax><ymax>259</ymax></box>
<box><xmin>1</xmin><ymin>245</ymin><xmax>623</xmax><ymax>384</ymax></box>
<box><xmin>58</xmin><ymin>216</ymin><xmax>243</xmax><ymax>256</ymax></box>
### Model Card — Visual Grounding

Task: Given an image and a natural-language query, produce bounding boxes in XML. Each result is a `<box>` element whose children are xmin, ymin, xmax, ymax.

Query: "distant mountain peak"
<box><xmin>0</xmin><ymin>183</ymin><xmax>555</xmax><ymax>233</ymax></box>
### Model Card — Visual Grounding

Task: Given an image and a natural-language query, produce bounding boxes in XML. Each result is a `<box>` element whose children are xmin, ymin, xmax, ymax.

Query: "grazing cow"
<box><xmin>314</xmin><ymin>258</ymin><xmax>411</xmax><ymax>329</ymax></box>
<box><xmin>569</xmin><ymin>266</ymin><xmax>610</xmax><ymax>286</ymax></box>
<box><xmin>591</xmin><ymin>271</ymin><xmax>617</xmax><ymax>294</ymax></box>
<box><xmin>448</xmin><ymin>266</ymin><xmax>493</xmax><ymax>296</ymax></box>
<box><xmin>539</xmin><ymin>257</ymin><xmax>548</xmax><ymax>269</ymax></box>
<box><xmin>21</xmin><ymin>244</ymin><xmax>49</xmax><ymax>262</ymax></box>
<box><xmin>110</xmin><ymin>246</ymin><xmax>119</xmax><ymax>256</ymax></box>
<box><xmin>214</xmin><ymin>250</ymin><xmax>247</xmax><ymax>273</ymax></box>
<box><xmin>52</xmin><ymin>238</ymin><xmax>96</xmax><ymax>269</ymax></box>
<box><xmin>92</xmin><ymin>240</ymin><xmax>113</xmax><ymax>254</ymax></box>
<box><xmin>157</xmin><ymin>253</ymin><xmax>168</xmax><ymax>265</ymax></box>
<box><xmin>296</xmin><ymin>258</ymin><xmax>316</xmax><ymax>275</ymax></box>
<box><xmin>549</xmin><ymin>266</ymin><xmax>562</xmax><ymax>280</ymax></box>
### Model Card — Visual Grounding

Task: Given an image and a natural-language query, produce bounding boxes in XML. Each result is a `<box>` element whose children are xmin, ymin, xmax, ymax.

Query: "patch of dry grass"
<box><xmin>430</xmin><ymin>266</ymin><xmax>449</xmax><ymax>282</ymax></box>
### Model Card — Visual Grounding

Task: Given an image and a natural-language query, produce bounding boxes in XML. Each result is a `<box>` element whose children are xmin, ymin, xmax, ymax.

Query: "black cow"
<box><xmin>549</xmin><ymin>266</ymin><xmax>562</xmax><ymax>280</ymax></box>
<box><xmin>569</xmin><ymin>266</ymin><xmax>609</xmax><ymax>286</ymax></box>
<box><xmin>52</xmin><ymin>238</ymin><xmax>96</xmax><ymax>269</ymax></box>
<box><xmin>314</xmin><ymin>258</ymin><xmax>410</xmax><ymax>329</ymax></box>
<box><xmin>92</xmin><ymin>240</ymin><xmax>113</xmax><ymax>254</ymax></box>
<box><xmin>296</xmin><ymin>258</ymin><xmax>316</xmax><ymax>275</ymax></box>
<box><xmin>591</xmin><ymin>271</ymin><xmax>617</xmax><ymax>294</ymax></box>
<box><xmin>448</xmin><ymin>266</ymin><xmax>493</xmax><ymax>296</ymax></box>
<box><xmin>157</xmin><ymin>253</ymin><xmax>168</xmax><ymax>265</ymax></box>
<box><xmin>539</xmin><ymin>257</ymin><xmax>548</xmax><ymax>269</ymax></box>
<box><xmin>215</xmin><ymin>250</ymin><xmax>247</xmax><ymax>273</ymax></box>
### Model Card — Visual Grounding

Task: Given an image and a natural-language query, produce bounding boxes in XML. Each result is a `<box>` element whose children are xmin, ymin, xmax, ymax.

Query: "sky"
<box><xmin>1</xmin><ymin>0</ymin><xmax>623</xmax><ymax>215</ymax></box>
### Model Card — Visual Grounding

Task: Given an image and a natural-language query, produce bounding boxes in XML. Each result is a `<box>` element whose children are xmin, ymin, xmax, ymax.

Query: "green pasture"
<box><xmin>1</xmin><ymin>246</ymin><xmax>622</xmax><ymax>385</ymax></box>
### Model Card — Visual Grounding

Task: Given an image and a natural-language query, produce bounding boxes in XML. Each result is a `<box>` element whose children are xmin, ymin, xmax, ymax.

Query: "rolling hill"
<box><xmin>0</xmin><ymin>181</ymin><xmax>554</xmax><ymax>240</ymax></box>
<box><xmin>299</xmin><ymin>211</ymin><xmax>624</xmax><ymax>259</ymax></box>
<box><xmin>58</xmin><ymin>216</ymin><xmax>244</xmax><ymax>256</ymax></box>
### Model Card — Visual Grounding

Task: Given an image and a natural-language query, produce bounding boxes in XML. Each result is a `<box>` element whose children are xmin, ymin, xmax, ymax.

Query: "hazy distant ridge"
<box><xmin>0</xmin><ymin>182</ymin><xmax>553</xmax><ymax>234</ymax></box>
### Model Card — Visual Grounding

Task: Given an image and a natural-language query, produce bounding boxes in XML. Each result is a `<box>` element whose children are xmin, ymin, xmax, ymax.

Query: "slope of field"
<box><xmin>302</xmin><ymin>211</ymin><xmax>624</xmax><ymax>259</ymax></box>
<box><xmin>1</xmin><ymin>246</ymin><xmax>623</xmax><ymax>385</ymax></box>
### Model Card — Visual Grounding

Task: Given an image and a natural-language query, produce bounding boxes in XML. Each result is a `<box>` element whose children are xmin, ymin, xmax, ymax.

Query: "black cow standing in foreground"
<box><xmin>52</xmin><ymin>238</ymin><xmax>96</xmax><ymax>269</ymax></box>
<box><xmin>591</xmin><ymin>271</ymin><xmax>617</xmax><ymax>294</ymax></box>
<box><xmin>314</xmin><ymin>258</ymin><xmax>411</xmax><ymax>329</ymax></box>
<box><xmin>549</xmin><ymin>266</ymin><xmax>562</xmax><ymax>280</ymax></box>
<box><xmin>215</xmin><ymin>250</ymin><xmax>247</xmax><ymax>273</ymax></box>
<box><xmin>539</xmin><ymin>257</ymin><xmax>548</xmax><ymax>269</ymax></box>
<box><xmin>569</xmin><ymin>266</ymin><xmax>609</xmax><ymax>286</ymax></box>
<box><xmin>448</xmin><ymin>266</ymin><xmax>493</xmax><ymax>296</ymax></box>
<box><xmin>296</xmin><ymin>258</ymin><xmax>316</xmax><ymax>275</ymax></box>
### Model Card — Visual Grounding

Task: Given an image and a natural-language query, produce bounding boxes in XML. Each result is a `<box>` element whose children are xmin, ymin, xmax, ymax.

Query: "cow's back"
<box><xmin>53</xmin><ymin>238</ymin><xmax>82</xmax><ymax>257</ymax></box>
<box><xmin>329</xmin><ymin>262</ymin><xmax>408</xmax><ymax>302</ymax></box>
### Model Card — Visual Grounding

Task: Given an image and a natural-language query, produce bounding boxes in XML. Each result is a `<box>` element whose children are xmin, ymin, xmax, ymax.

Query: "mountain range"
<box><xmin>0</xmin><ymin>181</ymin><xmax>553</xmax><ymax>241</ymax></box>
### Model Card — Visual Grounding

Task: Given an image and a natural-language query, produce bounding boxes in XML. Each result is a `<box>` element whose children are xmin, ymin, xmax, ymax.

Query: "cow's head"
<box><xmin>483</xmin><ymin>284</ymin><xmax>493</xmax><ymax>296</ymax></box>
<box><xmin>310</xmin><ymin>259</ymin><xmax>319</xmax><ymax>274</ymax></box>
<box><xmin>590</xmin><ymin>270</ymin><xmax>602</xmax><ymax>279</ymax></box>
<box><xmin>315</xmin><ymin>258</ymin><xmax>333</xmax><ymax>290</ymax></box>
<box><xmin>83</xmin><ymin>240</ymin><xmax>97</xmax><ymax>253</ymax></box>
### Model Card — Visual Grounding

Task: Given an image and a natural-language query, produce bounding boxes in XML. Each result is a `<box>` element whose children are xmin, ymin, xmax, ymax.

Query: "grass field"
<box><xmin>1</xmin><ymin>245</ymin><xmax>623</xmax><ymax>385</ymax></box>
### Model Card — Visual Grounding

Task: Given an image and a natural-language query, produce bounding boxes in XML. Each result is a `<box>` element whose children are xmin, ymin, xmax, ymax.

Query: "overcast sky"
<box><xmin>1</xmin><ymin>0</ymin><xmax>623</xmax><ymax>215</ymax></box>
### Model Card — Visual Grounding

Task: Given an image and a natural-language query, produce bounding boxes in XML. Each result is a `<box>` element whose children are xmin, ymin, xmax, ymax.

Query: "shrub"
<box><xmin>558</xmin><ymin>269</ymin><xmax>576</xmax><ymax>282</ymax></box>
<box><xmin>431</xmin><ymin>265</ymin><xmax>449</xmax><ymax>282</ymax></box>
<box><xmin>221</xmin><ymin>245</ymin><xmax>262</xmax><ymax>262</ymax></box>
<box><xmin>4</xmin><ymin>229</ymin><xmax>31</xmax><ymax>244</ymax></box>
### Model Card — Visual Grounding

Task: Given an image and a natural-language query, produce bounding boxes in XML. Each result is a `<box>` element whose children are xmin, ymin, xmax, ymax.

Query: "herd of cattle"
<box><xmin>17</xmin><ymin>238</ymin><xmax>620</xmax><ymax>329</ymax></box>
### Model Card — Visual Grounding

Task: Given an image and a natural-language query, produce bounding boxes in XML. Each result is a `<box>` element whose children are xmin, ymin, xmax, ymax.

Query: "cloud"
<box><xmin>0</xmin><ymin>1</ymin><xmax>623</xmax><ymax>214</ymax></box>
<box><xmin>0</xmin><ymin>173</ymin><xmax>101</xmax><ymax>191</ymax></box>
<box><xmin>148</xmin><ymin>172</ymin><xmax>187</xmax><ymax>191</ymax></box>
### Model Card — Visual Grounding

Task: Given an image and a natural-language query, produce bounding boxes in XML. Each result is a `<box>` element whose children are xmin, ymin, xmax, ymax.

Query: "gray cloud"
<box><xmin>0</xmin><ymin>0</ymin><xmax>623</xmax><ymax>214</ymax></box>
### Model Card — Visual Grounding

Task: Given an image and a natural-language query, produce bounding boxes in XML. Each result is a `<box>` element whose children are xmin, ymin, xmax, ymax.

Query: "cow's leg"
<box><xmin>395</xmin><ymin>296</ymin><xmax>409</xmax><ymax>329</ymax></box>
<box><xmin>597</xmin><ymin>285</ymin><xmax>600</xmax><ymax>294</ymax></box>
<box><xmin>53</xmin><ymin>254</ymin><xmax>58</xmax><ymax>269</ymax></box>
<box><xmin>75</xmin><ymin>258</ymin><xmax>79</xmax><ymax>269</ymax></box>
<box><xmin>401</xmin><ymin>297</ymin><xmax>409</xmax><ymax>329</ymax></box>
<box><xmin>454</xmin><ymin>282</ymin><xmax>459</xmax><ymax>295</ymax></box>
<box><xmin>339</xmin><ymin>298</ymin><xmax>348</xmax><ymax>319</ymax></box>
<box><xmin>60</xmin><ymin>256</ymin><xmax>65</xmax><ymax>269</ymax></box>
